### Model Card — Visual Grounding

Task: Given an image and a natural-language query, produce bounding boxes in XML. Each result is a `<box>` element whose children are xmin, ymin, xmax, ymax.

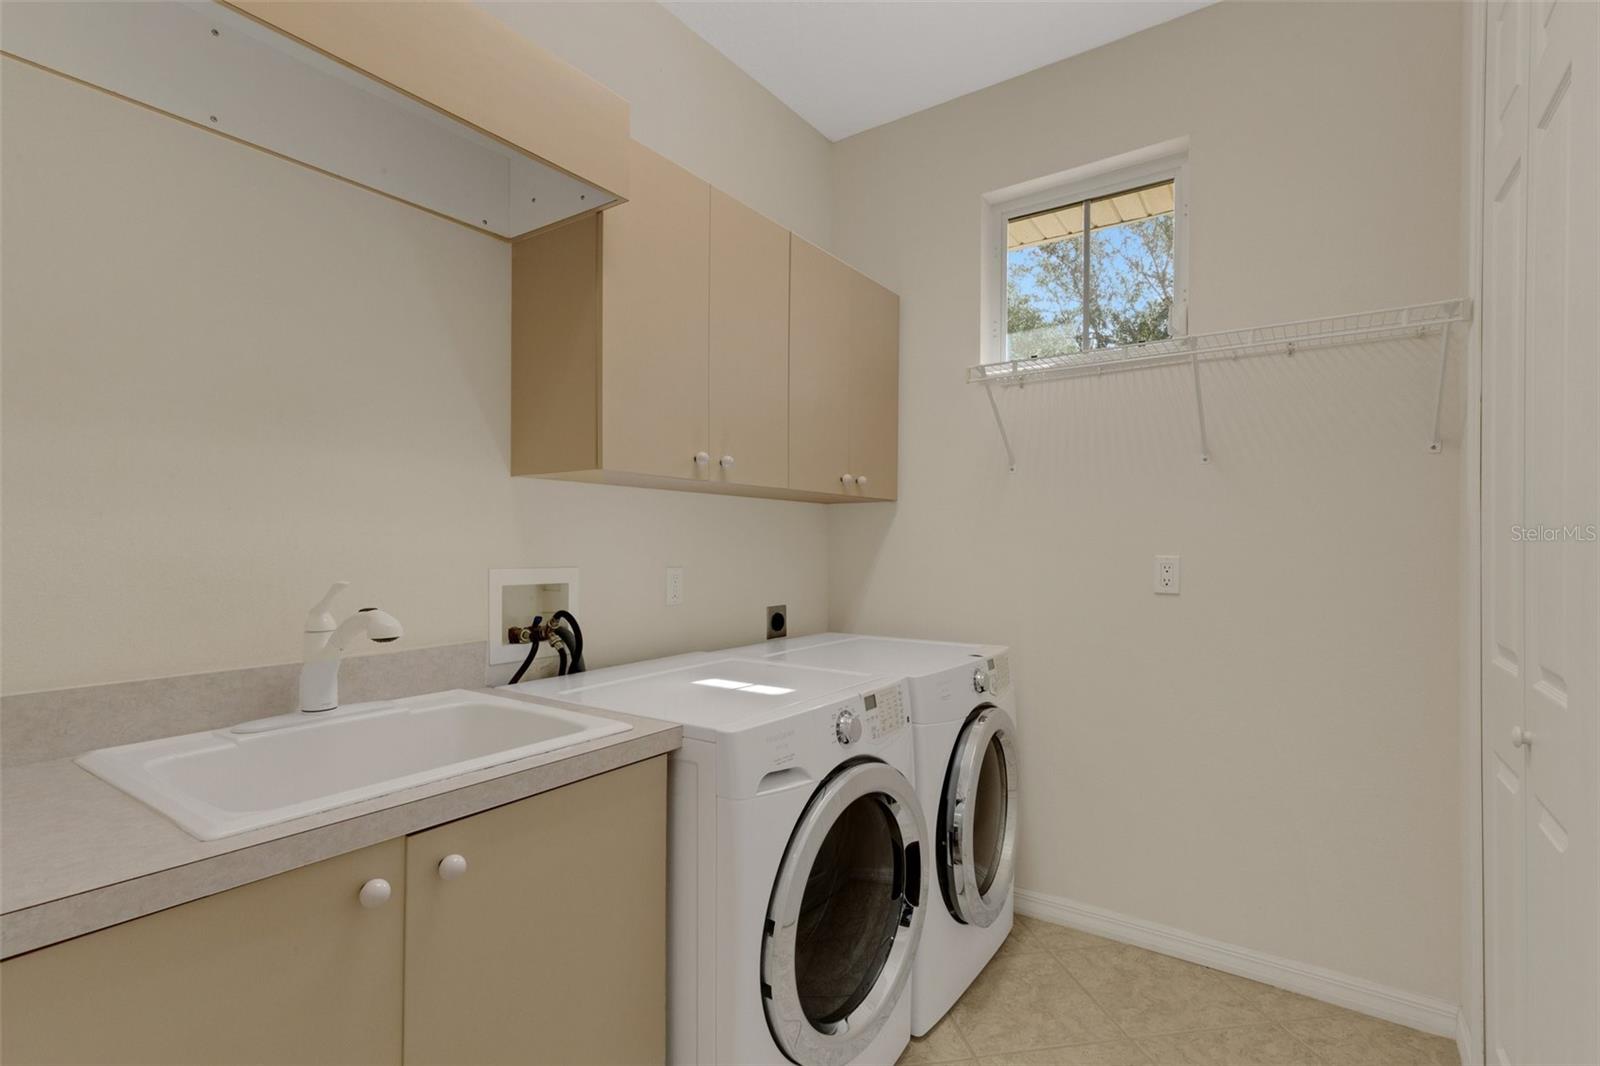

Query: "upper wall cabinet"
<box><xmin>790</xmin><ymin>237</ymin><xmax>900</xmax><ymax>500</ymax></box>
<box><xmin>599</xmin><ymin>144</ymin><xmax>713</xmax><ymax>481</ymax></box>
<box><xmin>512</xmin><ymin>144</ymin><xmax>898</xmax><ymax>503</ymax></box>
<box><xmin>709</xmin><ymin>189</ymin><xmax>792</xmax><ymax>491</ymax></box>
<box><xmin>0</xmin><ymin>0</ymin><xmax>629</xmax><ymax>238</ymax></box>
<box><xmin>847</xmin><ymin>265</ymin><xmax>900</xmax><ymax>499</ymax></box>
<box><xmin>788</xmin><ymin>237</ymin><xmax>855</xmax><ymax>496</ymax></box>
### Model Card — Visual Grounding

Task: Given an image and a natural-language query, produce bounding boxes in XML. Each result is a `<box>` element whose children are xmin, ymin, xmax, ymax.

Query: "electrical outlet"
<box><xmin>1154</xmin><ymin>555</ymin><xmax>1181</xmax><ymax>595</ymax></box>
<box><xmin>766</xmin><ymin>604</ymin><xmax>788</xmax><ymax>639</ymax></box>
<box><xmin>666</xmin><ymin>566</ymin><xmax>684</xmax><ymax>606</ymax></box>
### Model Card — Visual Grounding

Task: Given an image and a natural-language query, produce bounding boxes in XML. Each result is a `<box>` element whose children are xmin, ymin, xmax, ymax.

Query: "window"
<box><xmin>984</xmin><ymin>147</ymin><xmax>1187</xmax><ymax>363</ymax></box>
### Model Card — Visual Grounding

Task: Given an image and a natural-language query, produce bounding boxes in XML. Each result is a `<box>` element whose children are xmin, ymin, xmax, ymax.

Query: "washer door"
<box><xmin>762</xmin><ymin>759</ymin><xmax>928</xmax><ymax>1066</ymax></box>
<box><xmin>939</xmin><ymin>704</ymin><xmax>1019</xmax><ymax>927</ymax></box>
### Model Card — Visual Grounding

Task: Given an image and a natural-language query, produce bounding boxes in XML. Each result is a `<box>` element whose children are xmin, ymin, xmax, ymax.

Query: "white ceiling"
<box><xmin>661</xmin><ymin>1</ymin><xmax>1213</xmax><ymax>142</ymax></box>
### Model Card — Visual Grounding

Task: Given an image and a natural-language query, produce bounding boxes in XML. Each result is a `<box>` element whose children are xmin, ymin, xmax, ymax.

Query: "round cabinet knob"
<box><xmin>693</xmin><ymin>452</ymin><xmax>711</xmax><ymax>468</ymax></box>
<box><xmin>835</xmin><ymin>709</ymin><xmax>862</xmax><ymax>746</ymax></box>
<box><xmin>972</xmin><ymin>666</ymin><xmax>990</xmax><ymax>694</ymax></box>
<box><xmin>719</xmin><ymin>455</ymin><xmax>735</xmax><ymax>470</ymax></box>
<box><xmin>840</xmin><ymin>473</ymin><xmax>854</xmax><ymax>486</ymax></box>
<box><xmin>437</xmin><ymin>853</ymin><xmax>468</xmax><ymax>881</ymax></box>
<box><xmin>1511</xmin><ymin>726</ymin><xmax>1534</xmax><ymax>749</ymax></box>
<box><xmin>358</xmin><ymin>878</ymin><xmax>392</xmax><ymax>909</ymax></box>
<box><xmin>855</xmin><ymin>475</ymin><xmax>868</xmax><ymax>487</ymax></box>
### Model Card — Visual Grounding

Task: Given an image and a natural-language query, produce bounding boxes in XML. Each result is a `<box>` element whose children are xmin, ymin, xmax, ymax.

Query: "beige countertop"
<box><xmin>0</xmin><ymin>689</ymin><xmax>679</xmax><ymax>958</ymax></box>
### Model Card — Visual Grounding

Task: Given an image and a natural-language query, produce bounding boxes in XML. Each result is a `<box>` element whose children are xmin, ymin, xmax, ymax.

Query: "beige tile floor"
<box><xmin>898</xmin><ymin>915</ymin><xmax>1460</xmax><ymax>1066</ymax></box>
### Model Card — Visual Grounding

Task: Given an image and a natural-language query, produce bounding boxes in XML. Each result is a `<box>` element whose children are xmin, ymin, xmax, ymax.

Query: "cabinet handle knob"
<box><xmin>719</xmin><ymin>455</ymin><xmax>735</xmax><ymax>470</ymax></box>
<box><xmin>358</xmin><ymin>878</ymin><xmax>392</xmax><ymax>908</ymax></box>
<box><xmin>840</xmin><ymin>473</ymin><xmax>853</xmax><ymax>485</ymax></box>
<box><xmin>693</xmin><ymin>452</ymin><xmax>710</xmax><ymax>467</ymax></box>
<box><xmin>855</xmin><ymin>475</ymin><xmax>868</xmax><ymax>487</ymax></box>
<box><xmin>438</xmin><ymin>853</ymin><xmax>468</xmax><ymax>880</ymax></box>
<box><xmin>1511</xmin><ymin>726</ymin><xmax>1534</xmax><ymax>749</ymax></box>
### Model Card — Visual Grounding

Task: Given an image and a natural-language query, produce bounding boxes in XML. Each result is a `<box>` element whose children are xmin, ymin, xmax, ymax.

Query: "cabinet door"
<box><xmin>789</xmin><ymin>236</ymin><xmax>853</xmax><ymax>495</ymax></box>
<box><xmin>709</xmin><ymin>190</ymin><xmax>789</xmax><ymax>490</ymax></box>
<box><xmin>403</xmin><ymin>757</ymin><xmax>668</xmax><ymax>1066</ymax></box>
<box><xmin>0</xmin><ymin>841</ymin><xmax>405</xmax><ymax>1066</ymax></box>
<box><xmin>848</xmin><ymin>271</ymin><xmax>899</xmax><ymax>500</ymax></box>
<box><xmin>601</xmin><ymin>145</ymin><xmax>710</xmax><ymax>479</ymax></box>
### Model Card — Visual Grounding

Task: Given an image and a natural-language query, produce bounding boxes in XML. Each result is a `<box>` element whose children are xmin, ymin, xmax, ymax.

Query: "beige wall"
<box><xmin>475</xmin><ymin>1</ymin><xmax>833</xmax><ymax>249</ymax></box>
<box><xmin>0</xmin><ymin>33</ymin><xmax>830</xmax><ymax>695</ymax></box>
<box><xmin>827</xmin><ymin>1</ymin><xmax>1464</xmax><ymax>1002</ymax></box>
<box><xmin>2</xmin><ymin>0</ymin><xmax>1469</xmax><ymax>1013</ymax></box>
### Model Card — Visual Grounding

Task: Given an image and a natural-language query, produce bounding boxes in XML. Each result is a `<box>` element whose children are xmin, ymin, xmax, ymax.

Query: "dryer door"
<box><xmin>939</xmin><ymin>704</ymin><xmax>1019</xmax><ymax>927</ymax></box>
<box><xmin>762</xmin><ymin>759</ymin><xmax>928</xmax><ymax>1066</ymax></box>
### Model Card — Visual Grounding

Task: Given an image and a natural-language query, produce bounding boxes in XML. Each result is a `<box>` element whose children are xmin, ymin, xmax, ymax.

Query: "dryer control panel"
<box><xmin>858</xmin><ymin>684</ymin><xmax>909</xmax><ymax>741</ymax></box>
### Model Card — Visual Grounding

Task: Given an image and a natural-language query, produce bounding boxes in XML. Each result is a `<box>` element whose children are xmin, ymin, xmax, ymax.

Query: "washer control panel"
<box><xmin>973</xmin><ymin>654</ymin><xmax>1011</xmax><ymax>696</ymax></box>
<box><xmin>857</xmin><ymin>685</ymin><xmax>908</xmax><ymax>741</ymax></box>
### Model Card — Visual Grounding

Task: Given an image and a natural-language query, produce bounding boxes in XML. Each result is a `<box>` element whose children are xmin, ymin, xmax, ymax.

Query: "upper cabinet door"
<box><xmin>849</xmin><ymin>273</ymin><xmax>900</xmax><ymax>500</ymax></box>
<box><xmin>601</xmin><ymin>145</ymin><xmax>711</xmax><ymax>480</ymax></box>
<box><xmin>709</xmin><ymin>190</ymin><xmax>790</xmax><ymax>490</ymax></box>
<box><xmin>789</xmin><ymin>237</ymin><xmax>854</xmax><ymax>495</ymax></box>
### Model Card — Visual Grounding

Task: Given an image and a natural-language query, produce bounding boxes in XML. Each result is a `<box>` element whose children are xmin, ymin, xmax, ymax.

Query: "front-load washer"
<box><xmin>505</xmin><ymin>655</ymin><xmax>928</xmax><ymax>1066</ymax></box>
<box><xmin>725</xmin><ymin>634</ymin><xmax>1018</xmax><ymax>1037</ymax></box>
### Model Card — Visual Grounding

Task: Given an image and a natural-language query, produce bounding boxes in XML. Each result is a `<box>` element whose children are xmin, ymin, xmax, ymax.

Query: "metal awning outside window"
<box><xmin>1006</xmin><ymin>180</ymin><xmax>1176</xmax><ymax>251</ymax></box>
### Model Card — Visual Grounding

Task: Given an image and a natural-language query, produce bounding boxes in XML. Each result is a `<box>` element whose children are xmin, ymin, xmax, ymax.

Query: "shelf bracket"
<box><xmin>983</xmin><ymin>383</ymin><xmax>1017</xmax><ymax>472</ymax></box>
<box><xmin>1427</xmin><ymin>322</ymin><xmax>1452</xmax><ymax>454</ymax></box>
<box><xmin>1190</xmin><ymin>350</ymin><xmax>1211</xmax><ymax>463</ymax></box>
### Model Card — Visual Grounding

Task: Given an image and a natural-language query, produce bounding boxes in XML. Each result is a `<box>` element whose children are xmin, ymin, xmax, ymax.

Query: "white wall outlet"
<box><xmin>1154</xmin><ymin>555</ymin><xmax>1181</xmax><ymax>595</ymax></box>
<box><xmin>665</xmin><ymin>566</ymin><xmax>684</xmax><ymax>606</ymax></box>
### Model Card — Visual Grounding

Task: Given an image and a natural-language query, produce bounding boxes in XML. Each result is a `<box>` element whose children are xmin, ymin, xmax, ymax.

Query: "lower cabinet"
<box><xmin>0</xmin><ymin>838</ymin><xmax>406</xmax><ymax>1066</ymax></box>
<box><xmin>403</xmin><ymin>757</ymin><xmax>667</xmax><ymax>1065</ymax></box>
<box><xmin>0</xmin><ymin>756</ymin><xmax>667</xmax><ymax>1066</ymax></box>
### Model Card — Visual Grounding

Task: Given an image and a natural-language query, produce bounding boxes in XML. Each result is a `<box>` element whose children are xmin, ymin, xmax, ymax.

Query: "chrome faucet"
<box><xmin>299</xmin><ymin>582</ymin><xmax>403</xmax><ymax>712</ymax></box>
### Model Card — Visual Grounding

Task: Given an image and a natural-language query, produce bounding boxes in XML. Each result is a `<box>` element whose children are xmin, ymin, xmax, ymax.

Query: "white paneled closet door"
<box><xmin>1480</xmin><ymin>4</ymin><xmax>1529</xmax><ymax>1062</ymax></box>
<box><xmin>1481</xmin><ymin>3</ymin><xmax>1599</xmax><ymax>1065</ymax></box>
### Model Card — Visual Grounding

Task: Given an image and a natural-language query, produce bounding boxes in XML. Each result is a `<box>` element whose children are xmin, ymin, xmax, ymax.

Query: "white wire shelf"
<box><xmin>968</xmin><ymin>299</ymin><xmax>1471</xmax><ymax>386</ymax></box>
<box><xmin>969</xmin><ymin>298</ymin><xmax>1472</xmax><ymax>469</ymax></box>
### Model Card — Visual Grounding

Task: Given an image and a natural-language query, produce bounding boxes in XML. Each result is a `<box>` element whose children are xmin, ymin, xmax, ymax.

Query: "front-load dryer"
<box><xmin>505</xmin><ymin>655</ymin><xmax>927</xmax><ymax>1066</ymax></box>
<box><xmin>725</xmin><ymin>634</ymin><xmax>1019</xmax><ymax>1037</ymax></box>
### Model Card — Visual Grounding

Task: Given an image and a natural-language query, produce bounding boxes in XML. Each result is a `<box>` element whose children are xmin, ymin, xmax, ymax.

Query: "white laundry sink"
<box><xmin>76</xmin><ymin>689</ymin><xmax>629</xmax><ymax>840</ymax></box>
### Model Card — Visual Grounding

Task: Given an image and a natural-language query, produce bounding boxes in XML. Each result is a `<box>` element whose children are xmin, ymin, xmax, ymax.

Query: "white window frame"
<box><xmin>981</xmin><ymin>139</ymin><xmax>1190</xmax><ymax>365</ymax></box>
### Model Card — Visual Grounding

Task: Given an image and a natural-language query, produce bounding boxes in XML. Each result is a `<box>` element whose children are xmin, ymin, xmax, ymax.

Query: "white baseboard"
<box><xmin>1455</xmin><ymin>1008</ymin><xmax>1481</xmax><ymax>1066</ymax></box>
<box><xmin>1014</xmin><ymin>888</ymin><xmax>1460</xmax><ymax>1039</ymax></box>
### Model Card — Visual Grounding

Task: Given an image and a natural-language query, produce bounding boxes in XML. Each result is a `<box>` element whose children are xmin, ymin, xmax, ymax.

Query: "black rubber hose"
<box><xmin>550</xmin><ymin>621</ymin><xmax>578</xmax><ymax>676</ymax></box>
<box><xmin>551</xmin><ymin>610</ymin><xmax>585</xmax><ymax>673</ymax></box>
<box><xmin>507</xmin><ymin>615</ymin><xmax>543</xmax><ymax>686</ymax></box>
